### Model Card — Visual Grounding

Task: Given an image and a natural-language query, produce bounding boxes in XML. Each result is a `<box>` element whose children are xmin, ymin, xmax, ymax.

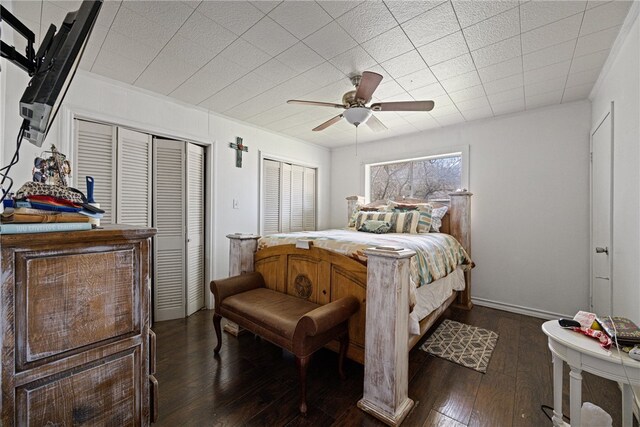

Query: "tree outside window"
<box><xmin>370</xmin><ymin>154</ymin><xmax>461</xmax><ymax>202</ymax></box>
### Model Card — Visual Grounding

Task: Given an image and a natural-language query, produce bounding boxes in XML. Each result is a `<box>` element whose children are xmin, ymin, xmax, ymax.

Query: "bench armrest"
<box><xmin>298</xmin><ymin>296</ymin><xmax>360</xmax><ymax>337</ymax></box>
<box><xmin>210</xmin><ymin>272</ymin><xmax>265</xmax><ymax>310</ymax></box>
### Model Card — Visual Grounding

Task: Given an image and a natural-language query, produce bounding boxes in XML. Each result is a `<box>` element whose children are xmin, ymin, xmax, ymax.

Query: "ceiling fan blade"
<box><xmin>287</xmin><ymin>99</ymin><xmax>345</xmax><ymax>109</ymax></box>
<box><xmin>313</xmin><ymin>114</ymin><xmax>343</xmax><ymax>131</ymax></box>
<box><xmin>370</xmin><ymin>100</ymin><xmax>435</xmax><ymax>112</ymax></box>
<box><xmin>366</xmin><ymin>114</ymin><xmax>387</xmax><ymax>133</ymax></box>
<box><xmin>355</xmin><ymin>71</ymin><xmax>383</xmax><ymax>103</ymax></box>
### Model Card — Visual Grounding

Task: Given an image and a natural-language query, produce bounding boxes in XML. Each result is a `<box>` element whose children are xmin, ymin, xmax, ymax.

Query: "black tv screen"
<box><xmin>20</xmin><ymin>0</ymin><xmax>102</xmax><ymax>146</ymax></box>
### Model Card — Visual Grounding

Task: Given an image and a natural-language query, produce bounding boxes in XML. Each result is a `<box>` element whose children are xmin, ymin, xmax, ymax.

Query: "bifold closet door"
<box><xmin>153</xmin><ymin>139</ymin><xmax>186</xmax><ymax>321</ymax></box>
<box><xmin>117</xmin><ymin>128</ymin><xmax>152</xmax><ymax>226</ymax></box>
<box><xmin>290</xmin><ymin>165</ymin><xmax>304</xmax><ymax>232</ymax></box>
<box><xmin>186</xmin><ymin>143</ymin><xmax>205</xmax><ymax>316</ymax></box>
<box><xmin>75</xmin><ymin>120</ymin><xmax>116</xmax><ymax>224</ymax></box>
<box><xmin>263</xmin><ymin>160</ymin><xmax>281</xmax><ymax>235</ymax></box>
<box><xmin>303</xmin><ymin>167</ymin><xmax>316</xmax><ymax>231</ymax></box>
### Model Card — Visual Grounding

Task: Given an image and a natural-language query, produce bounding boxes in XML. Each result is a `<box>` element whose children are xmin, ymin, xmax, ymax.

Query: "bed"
<box><xmin>226</xmin><ymin>192</ymin><xmax>472</xmax><ymax>426</ymax></box>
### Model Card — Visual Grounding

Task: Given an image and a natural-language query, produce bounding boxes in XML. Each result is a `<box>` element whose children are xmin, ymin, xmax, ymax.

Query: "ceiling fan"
<box><xmin>287</xmin><ymin>71</ymin><xmax>434</xmax><ymax>132</ymax></box>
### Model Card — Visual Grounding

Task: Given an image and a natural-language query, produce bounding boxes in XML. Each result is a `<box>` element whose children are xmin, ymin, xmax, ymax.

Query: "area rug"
<box><xmin>420</xmin><ymin>319</ymin><xmax>499</xmax><ymax>373</ymax></box>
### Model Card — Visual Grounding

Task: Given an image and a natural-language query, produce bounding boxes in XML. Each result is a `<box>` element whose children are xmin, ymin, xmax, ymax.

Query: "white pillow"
<box><xmin>430</xmin><ymin>206</ymin><xmax>448</xmax><ymax>232</ymax></box>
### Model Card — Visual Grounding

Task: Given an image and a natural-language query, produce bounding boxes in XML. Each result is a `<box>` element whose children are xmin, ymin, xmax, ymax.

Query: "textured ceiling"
<box><xmin>11</xmin><ymin>0</ymin><xmax>633</xmax><ymax>148</ymax></box>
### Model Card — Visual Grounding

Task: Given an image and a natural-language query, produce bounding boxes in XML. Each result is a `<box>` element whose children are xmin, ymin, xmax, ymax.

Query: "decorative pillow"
<box><xmin>348</xmin><ymin>203</ymin><xmax>390</xmax><ymax>228</ymax></box>
<box><xmin>387</xmin><ymin>200</ymin><xmax>419</xmax><ymax>211</ymax></box>
<box><xmin>416</xmin><ymin>204</ymin><xmax>433</xmax><ymax>233</ymax></box>
<box><xmin>355</xmin><ymin>211</ymin><xmax>419</xmax><ymax>234</ymax></box>
<box><xmin>358</xmin><ymin>220</ymin><xmax>391</xmax><ymax>234</ymax></box>
<box><xmin>430</xmin><ymin>206</ymin><xmax>448</xmax><ymax>232</ymax></box>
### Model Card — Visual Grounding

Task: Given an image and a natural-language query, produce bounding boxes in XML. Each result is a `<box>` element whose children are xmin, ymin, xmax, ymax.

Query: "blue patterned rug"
<box><xmin>420</xmin><ymin>319</ymin><xmax>499</xmax><ymax>373</ymax></box>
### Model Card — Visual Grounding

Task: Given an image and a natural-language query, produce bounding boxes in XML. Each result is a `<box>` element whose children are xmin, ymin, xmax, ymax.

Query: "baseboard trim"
<box><xmin>471</xmin><ymin>297</ymin><xmax>570</xmax><ymax>320</ymax></box>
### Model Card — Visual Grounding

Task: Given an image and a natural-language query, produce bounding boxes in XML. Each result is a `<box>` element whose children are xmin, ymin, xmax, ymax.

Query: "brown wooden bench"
<box><xmin>210</xmin><ymin>272</ymin><xmax>359</xmax><ymax>414</ymax></box>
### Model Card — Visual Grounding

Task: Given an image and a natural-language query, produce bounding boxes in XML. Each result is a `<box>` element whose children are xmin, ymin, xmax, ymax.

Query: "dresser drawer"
<box><xmin>15</xmin><ymin>246</ymin><xmax>141</xmax><ymax>369</ymax></box>
<box><xmin>16</xmin><ymin>348</ymin><xmax>141</xmax><ymax>426</ymax></box>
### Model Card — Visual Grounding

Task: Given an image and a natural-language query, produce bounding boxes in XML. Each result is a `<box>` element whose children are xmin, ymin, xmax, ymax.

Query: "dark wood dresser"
<box><xmin>0</xmin><ymin>226</ymin><xmax>157</xmax><ymax>426</ymax></box>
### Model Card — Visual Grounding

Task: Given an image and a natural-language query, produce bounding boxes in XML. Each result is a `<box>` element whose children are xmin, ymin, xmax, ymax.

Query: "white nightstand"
<box><xmin>542</xmin><ymin>320</ymin><xmax>640</xmax><ymax>427</ymax></box>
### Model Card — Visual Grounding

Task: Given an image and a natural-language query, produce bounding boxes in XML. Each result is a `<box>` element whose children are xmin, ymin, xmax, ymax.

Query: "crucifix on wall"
<box><xmin>229</xmin><ymin>137</ymin><xmax>248</xmax><ymax>168</ymax></box>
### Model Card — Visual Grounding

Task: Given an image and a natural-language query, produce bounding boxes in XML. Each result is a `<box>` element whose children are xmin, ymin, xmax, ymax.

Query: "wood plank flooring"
<box><xmin>152</xmin><ymin>305</ymin><xmax>634</xmax><ymax>426</ymax></box>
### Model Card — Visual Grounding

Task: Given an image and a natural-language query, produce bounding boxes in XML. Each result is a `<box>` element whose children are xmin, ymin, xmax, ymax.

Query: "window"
<box><xmin>262</xmin><ymin>158</ymin><xmax>316</xmax><ymax>235</ymax></box>
<box><xmin>368</xmin><ymin>152</ymin><xmax>463</xmax><ymax>202</ymax></box>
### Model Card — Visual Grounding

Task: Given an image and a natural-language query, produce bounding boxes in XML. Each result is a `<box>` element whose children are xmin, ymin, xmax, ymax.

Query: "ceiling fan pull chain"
<box><xmin>355</xmin><ymin>125</ymin><xmax>358</xmax><ymax>157</ymax></box>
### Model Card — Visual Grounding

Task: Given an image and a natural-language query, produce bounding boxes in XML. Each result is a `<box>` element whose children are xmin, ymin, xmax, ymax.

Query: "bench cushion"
<box><xmin>221</xmin><ymin>288</ymin><xmax>319</xmax><ymax>342</ymax></box>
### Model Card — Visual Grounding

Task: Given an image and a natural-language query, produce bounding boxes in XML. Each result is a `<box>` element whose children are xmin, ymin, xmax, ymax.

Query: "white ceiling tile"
<box><xmin>277</xmin><ymin>42</ymin><xmax>325</xmax><ymax>74</ymax></box>
<box><xmin>566</xmin><ymin>68</ymin><xmax>600</xmax><ymax>88</ymax></box>
<box><xmin>248</xmin><ymin>104</ymin><xmax>302</xmax><ymax>127</ymax></box>
<box><xmin>562</xmin><ymin>82</ymin><xmax>593</xmax><ymax>102</ymax></box>
<box><xmin>253</xmin><ymin>59</ymin><xmax>297</xmax><ymax>87</ymax></box>
<box><xmin>434</xmin><ymin>111</ymin><xmax>466</xmax><ymax>126</ymax></box>
<box><xmin>361</xmin><ymin>26</ymin><xmax>415</xmax><ymax>63</ymax></box>
<box><xmin>431</xmin><ymin>94</ymin><xmax>455</xmax><ymax>108</ymax></box>
<box><xmin>526</xmin><ymin>90</ymin><xmax>563</xmax><ymax>108</ymax></box>
<box><xmin>202</xmin><ymin>74</ymin><xmax>273</xmax><ymax>110</ymax></box>
<box><xmin>110</xmin><ymin>6</ymin><xmax>174</xmax><ymax>48</ymax></box>
<box><xmin>491</xmin><ymin>97</ymin><xmax>525</xmax><ymax>115</ymax></box>
<box><xmin>524</xmin><ymin>60</ymin><xmax>570</xmax><ymax>85</ymax></box>
<box><xmin>524</xmin><ymin>76</ymin><xmax>566</xmax><ymax>96</ymax></box>
<box><xmin>386</xmin><ymin>1</ymin><xmax>447</xmax><ymax>24</ymax></box>
<box><xmin>521</xmin><ymin>13</ymin><xmax>582</xmax><ymax>54</ymax></box>
<box><xmin>483</xmin><ymin>73</ymin><xmax>524</xmax><ymax>94</ymax></box>
<box><xmin>522</xmin><ymin>39</ymin><xmax>575</xmax><ymax>71</ymax></box>
<box><xmin>463</xmin><ymin>7</ymin><xmax>520</xmax><ymax>50</ymax></box>
<box><xmin>409</xmin><ymin>82</ymin><xmax>448</xmax><ymax>100</ymax></box>
<box><xmin>41</xmin><ymin>2</ymin><xmax>73</xmax><ymax>31</ymax></box>
<box><xmin>418</xmin><ymin>31</ymin><xmax>470</xmax><ymax>66</ymax></box>
<box><xmin>471</xmin><ymin>35</ymin><xmax>522</xmax><ymax>68</ymax></box>
<box><xmin>574</xmin><ymin>25</ymin><xmax>621</xmax><ymax>57</ymax></box>
<box><xmin>181</xmin><ymin>1</ymin><xmax>202</xmax><ymax>10</ymax></box>
<box><xmin>395</xmin><ymin>69</ymin><xmax>439</xmax><ymax>92</ymax></box>
<box><xmin>155</xmin><ymin>35</ymin><xmax>217</xmax><ymax>69</ymax></box>
<box><xmin>431</xmin><ymin>104</ymin><xmax>460</xmax><ymax>118</ymax></box>
<box><xmin>452</xmin><ymin>0</ymin><xmax>518</xmax><ymax>28</ymax></box>
<box><xmin>580</xmin><ymin>0</ymin><xmax>631</xmax><ymax>36</ymax></box>
<box><xmin>456</xmin><ymin>95</ymin><xmax>491</xmax><ymax>111</ymax></box>
<box><xmin>304</xmin><ymin>21</ymin><xmax>359</xmax><ymax>60</ymax></box>
<box><xmin>329</xmin><ymin>46</ymin><xmax>377</xmax><ymax>75</ymax></box>
<box><xmin>448</xmin><ymin>84</ymin><xmax>488</xmax><ymax>103</ymax></box>
<box><xmin>478</xmin><ymin>57</ymin><xmax>522</xmax><ymax>83</ymax></box>
<box><xmin>121</xmin><ymin>1</ymin><xmax>193</xmax><ymax>34</ymax></box>
<box><xmin>371</xmin><ymin>81</ymin><xmax>408</xmax><ymax>100</ymax></box>
<box><xmin>94</xmin><ymin>1</ymin><xmax>122</xmax><ymax>29</ymax></box>
<box><xmin>219</xmin><ymin>39</ymin><xmax>270</xmax><ymax>71</ymax></box>
<box><xmin>461</xmin><ymin>107</ymin><xmax>494</xmax><ymax>121</ymax></box>
<box><xmin>586</xmin><ymin>1</ymin><xmax>612</xmax><ymax>10</ymax></box>
<box><xmin>242</xmin><ymin>17</ymin><xmax>297</xmax><ymax>56</ymax></box>
<box><xmin>367</xmin><ymin>65</ymin><xmax>393</xmax><ymax>82</ymax></box>
<box><xmin>170</xmin><ymin>57</ymin><xmax>247</xmax><ymax>104</ymax></box>
<box><xmin>196</xmin><ymin>1</ymin><xmax>265</xmax><ymax>36</ymax></box>
<box><xmin>269</xmin><ymin>2</ymin><xmax>332</xmax><ymax>39</ymax></box>
<box><xmin>176</xmin><ymin>12</ymin><xmax>237</xmax><ymax>56</ymax></box>
<box><xmin>317</xmin><ymin>1</ymin><xmax>363</xmax><ymax>19</ymax></box>
<box><xmin>135</xmin><ymin>54</ymin><xmax>199</xmax><ymax>95</ymax></box>
<box><xmin>487</xmin><ymin>86</ymin><xmax>524</xmax><ymax>104</ymax></box>
<box><xmin>569</xmin><ymin>50</ymin><xmax>609</xmax><ymax>74</ymax></box>
<box><xmin>101</xmin><ymin>30</ymin><xmax>160</xmax><ymax>65</ymax></box>
<box><xmin>250</xmin><ymin>1</ymin><xmax>281</xmax><ymax>14</ymax></box>
<box><xmin>381</xmin><ymin>51</ymin><xmax>427</xmax><ymax>79</ymax></box>
<box><xmin>11</xmin><ymin>0</ymin><xmax>42</xmax><ymax>23</ymax></box>
<box><xmin>92</xmin><ymin>50</ymin><xmax>147</xmax><ymax>84</ymax></box>
<box><xmin>300</xmin><ymin>62</ymin><xmax>348</xmax><ymax>90</ymax></box>
<box><xmin>402</xmin><ymin>2</ymin><xmax>461</xmax><ymax>47</ymax></box>
<box><xmin>302</xmin><ymin>79</ymin><xmax>354</xmax><ymax>103</ymax></box>
<box><xmin>520</xmin><ymin>0</ymin><xmax>586</xmax><ymax>32</ymax></box>
<box><xmin>430</xmin><ymin>54</ymin><xmax>476</xmax><ymax>80</ymax></box>
<box><xmin>440</xmin><ymin>70</ymin><xmax>482</xmax><ymax>92</ymax></box>
<box><xmin>336</xmin><ymin>1</ymin><xmax>397</xmax><ymax>43</ymax></box>
<box><xmin>80</xmin><ymin>24</ymin><xmax>109</xmax><ymax>70</ymax></box>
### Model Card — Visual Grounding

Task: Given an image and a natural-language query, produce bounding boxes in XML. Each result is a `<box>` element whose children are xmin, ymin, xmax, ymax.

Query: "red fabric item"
<box><xmin>27</xmin><ymin>195</ymin><xmax>82</xmax><ymax>208</ymax></box>
<box><xmin>572</xmin><ymin>326</ymin><xmax>613</xmax><ymax>350</ymax></box>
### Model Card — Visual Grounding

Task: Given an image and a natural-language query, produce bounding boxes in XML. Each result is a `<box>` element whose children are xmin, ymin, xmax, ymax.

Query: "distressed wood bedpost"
<box><xmin>357</xmin><ymin>247</ymin><xmax>415</xmax><ymax>426</ymax></box>
<box><xmin>224</xmin><ymin>234</ymin><xmax>260</xmax><ymax>335</ymax></box>
<box><xmin>346</xmin><ymin>195</ymin><xmax>365</xmax><ymax>224</ymax></box>
<box><xmin>448</xmin><ymin>191</ymin><xmax>473</xmax><ymax>310</ymax></box>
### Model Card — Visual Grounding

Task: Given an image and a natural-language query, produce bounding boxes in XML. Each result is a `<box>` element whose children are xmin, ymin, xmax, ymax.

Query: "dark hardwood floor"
<box><xmin>153</xmin><ymin>305</ymin><xmax>632</xmax><ymax>426</ymax></box>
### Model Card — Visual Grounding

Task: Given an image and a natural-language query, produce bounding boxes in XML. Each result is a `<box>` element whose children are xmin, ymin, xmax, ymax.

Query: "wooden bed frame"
<box><xmin>226</xmin><ymin>192</ymin><xmax>472</xmax><ymax>426</ymax></box>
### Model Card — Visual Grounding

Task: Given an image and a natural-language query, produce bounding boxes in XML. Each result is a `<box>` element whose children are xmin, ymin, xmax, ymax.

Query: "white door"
<box><xmin>186</xmin><ymin>143</ymin><xmax>205</xmax><ymax>316</ymax></box>
<box><xmin>591</xmin><ymin>110</ymin><xmax>613</xmax><ymax>316</ymax></box>
<box><xmin>153</xmin><ymin>138</ymin><xmax>186</xmax><ymax>321</ymax></box>
<box><xmin>117</xmin><ymin>128</ymin><xmax>152</xmax><ymax>226</ymax></box>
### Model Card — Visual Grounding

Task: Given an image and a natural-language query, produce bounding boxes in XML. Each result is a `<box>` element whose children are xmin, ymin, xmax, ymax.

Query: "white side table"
<box><xmin>542</xmin><ymin>320</ymin><xmax>640</xmax><ymax>427</ymax></box>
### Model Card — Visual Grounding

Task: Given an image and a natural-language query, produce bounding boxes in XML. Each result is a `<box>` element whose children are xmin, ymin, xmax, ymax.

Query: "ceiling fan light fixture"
<box><xmin>343</xmin><ymin>107</ymin><xmax>372</xmax><ymax>127</ymax></box>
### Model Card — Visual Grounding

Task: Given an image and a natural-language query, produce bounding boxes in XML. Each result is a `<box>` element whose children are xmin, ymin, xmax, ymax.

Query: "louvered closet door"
<box><xmin>117</xmin><ymin>128</ymin><xmax>152</xmax><ymax>226</ymax></box>
<box><xmin>303</xmin><ymin>167</ymin><xmax>316</xmax><ymax>231</ymax></box>
<box><xmin>75</xmin><ymin>120</ymin><xmax>116</xmax><ymax>224</ymax></box>
<box><xmin>280</xmin><ymin>163</ymin><xmax>292</xmax><ymax>233</ymax></box>
<box><xmin>153</xmin><ymin>139</ymin><xmax>185</xmax><ymax>321</ymax></box>
<box><xmin>290</xmin><ymin>165</ymin><xmax>304</xmax><ymax>232</ymax></box>
<box><xmin>263</xmin><ymin>160</ymin><xmax>281</xmax><ymax>235</ymax></box>
<box><xmin>186</xmin><ymin>143</ymin><xmax>205</xmax><ymax>316</ymax></box>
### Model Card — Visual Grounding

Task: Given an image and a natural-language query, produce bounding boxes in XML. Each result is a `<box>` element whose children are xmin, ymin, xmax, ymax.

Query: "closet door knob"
<box><xmin>595</xmin><ymin>247</ymin><xmax>608</xmax><ymax>254</ymax></box>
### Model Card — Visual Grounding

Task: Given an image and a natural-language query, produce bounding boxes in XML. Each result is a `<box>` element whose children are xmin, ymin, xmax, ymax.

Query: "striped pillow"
<box><xmin>416</xmin><ymin>204</ymin><xmax>433</xmax><ymax>233</ymax></box>
<box><xmin>355</xmin><ymin>211</ymin><xmax>419</xmax><ymax>234</ymax></box>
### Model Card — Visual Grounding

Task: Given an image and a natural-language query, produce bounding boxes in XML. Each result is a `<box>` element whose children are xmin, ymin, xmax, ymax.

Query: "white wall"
<box><xmin>1</xmin><ymin>69</ymin><xmax>331</xmax><ymax>307</ymax></box>
<box><xmin>590</xmin><ymin>5</ymin><xmax>640</xmax><ymax>325</ymax></box>
<box><xmin>331</xmin><ymin>101</ymin><xmax>592</xmax><ymax>318</ymax></box>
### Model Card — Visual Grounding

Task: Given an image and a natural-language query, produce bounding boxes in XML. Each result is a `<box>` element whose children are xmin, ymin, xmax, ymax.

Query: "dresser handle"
<box><xmin>149</xmin><ymin>330</ymin><xmax>157</xmax><ymax>375</ymax></box>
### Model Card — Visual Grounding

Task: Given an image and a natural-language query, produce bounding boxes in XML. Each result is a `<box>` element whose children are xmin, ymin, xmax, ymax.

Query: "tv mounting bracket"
<box><xmin>1</xmin><ymin>5</ymin><xmax>53</xmax><ymax>76</ymax></box>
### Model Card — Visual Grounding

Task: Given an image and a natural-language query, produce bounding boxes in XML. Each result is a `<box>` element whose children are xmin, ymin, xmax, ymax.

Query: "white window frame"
<box><xmin>364</xmin><ymin>145</ymin><xmax>470</xmax><ymax>203</ymax></box>
<box><xmin>258</xmin><ymin>150</ymin><xmax>319</xmax><ymax>235</ymax></box>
